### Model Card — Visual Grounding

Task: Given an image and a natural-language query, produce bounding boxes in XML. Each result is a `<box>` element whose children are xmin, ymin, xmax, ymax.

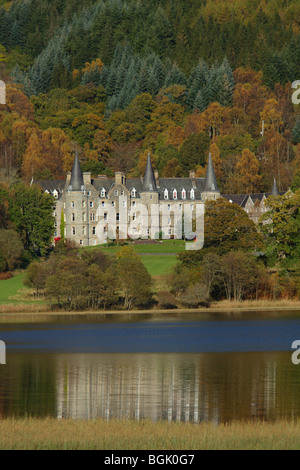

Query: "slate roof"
<box><xmin>142</xmin><ymin>154</ymin><xmax>157</xmax><ymax>192</ymax></box>
<box><xmin>203</xmin><ymin>153</ymin><xmax>220</xmax><ymax>193</ymax></box>
<box><xmin>222</xmin><ymin>194</ymin><xmax>249</xmax><ymax>207</ymax></box>
<box><xmin>69</xmin><ymin>151</ymin><xmax>84</xmax><ymax>191</ymax></box>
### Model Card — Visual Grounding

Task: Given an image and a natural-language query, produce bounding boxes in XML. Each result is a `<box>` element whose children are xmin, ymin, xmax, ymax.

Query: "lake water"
<box><xmin>1</xmin><ymin>311</ymin><xmax>300</xmax><ymax>423</ymax></box>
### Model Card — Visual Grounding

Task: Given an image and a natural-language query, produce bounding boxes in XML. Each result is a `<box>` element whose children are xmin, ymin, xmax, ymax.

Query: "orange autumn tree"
<box><xmin>22</xmin><ymin>128</ymin><xmax>72</xmax><ymax>181</ymax></box>
<box><xmin>236</xmin><ymin>148</ymin><xmax>261</xmax><ymax>193</ymax></box>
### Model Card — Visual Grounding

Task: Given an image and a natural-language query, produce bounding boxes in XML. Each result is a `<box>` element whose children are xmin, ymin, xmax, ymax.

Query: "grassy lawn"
<box><xmin>0</xmin><ymin>273</ymin><xmax>27</xmax><ymax>305</ymax></box>
<box><xmin>0</xmin><ymin>273</ymin><xmax>46</xmax><ymax>306</ymax></box>
<box><xmin>139</xmin><ymin>255</ymin><xmax>178</xmax><ymax>276</ymax></box>
<box><xmin>98</xmin><ymin>239</ymin><xmax>186</xmax><ymax>254</ymax></box>
<box><xmin>87</xmin><ymin>240</ymin><xmax>184</xmax><ymax>276</ymax></box>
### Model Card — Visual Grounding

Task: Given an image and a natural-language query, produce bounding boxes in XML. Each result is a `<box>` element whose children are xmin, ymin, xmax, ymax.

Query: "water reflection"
<box><xmin>53</xmin><ymin>352</ymin><xmax>300</xmax><ymax>423</ymax></box>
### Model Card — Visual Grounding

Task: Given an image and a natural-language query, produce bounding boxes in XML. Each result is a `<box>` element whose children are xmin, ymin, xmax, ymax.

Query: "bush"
<box><xmin>156</xmin><ymin>291</ymin><xmax>178</xmax><ymax>309</ymax></box>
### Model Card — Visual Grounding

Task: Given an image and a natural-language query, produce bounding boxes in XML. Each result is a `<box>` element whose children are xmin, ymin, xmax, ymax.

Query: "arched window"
<box><xmin>181</xmin><ymin>189</ymin><xmax>186</xmax><ymax>200</ymax></box>
<box><xmin>164</xmin><ymin>189</ymin><xmax>169</xmax><ymax>200</ymax></box>
<box><xmin>131</xmin><ymin>188</ymin><xmax>137</xmax><ymax>198</ymax></box>
<box><xmin>190</xmin><ymin>189</ymin><xmax>195</xmax><ymax>200</ymax></box>
<box><xmin>101</xmin><ymin>188</ymin><xmax>106</xmax><ymax>198</ymax></box>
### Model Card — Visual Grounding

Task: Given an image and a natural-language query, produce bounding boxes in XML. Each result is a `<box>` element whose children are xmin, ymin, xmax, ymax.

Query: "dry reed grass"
<box><xmin>0</xmin><ymin>418</ymin><xmax>300</xmax><ymax>450</ymax></box>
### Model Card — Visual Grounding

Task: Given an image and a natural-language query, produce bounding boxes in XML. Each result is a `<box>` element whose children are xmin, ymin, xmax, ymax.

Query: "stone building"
<box><xmin>36</xmin><ymin>152</ymin><xmax>286</xmax><ymax>246</ymax></box>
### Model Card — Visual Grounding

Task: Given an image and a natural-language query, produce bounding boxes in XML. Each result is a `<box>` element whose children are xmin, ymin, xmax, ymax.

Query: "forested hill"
<box><xmin>0</xmin><ymin>0</ymin><xmax>300</xmax><ymax>195</ymax></box>
<box><xmin>0</xmin><ymin>0</ymin><xmax>299</xmax><ymax>93</ymax></box>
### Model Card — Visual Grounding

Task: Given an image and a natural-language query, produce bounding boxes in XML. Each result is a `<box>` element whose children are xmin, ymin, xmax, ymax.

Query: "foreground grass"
<box><xmin>1</xmin><ymin>418</ymin><xmax>300</xmax><ymax>450</ymax></box>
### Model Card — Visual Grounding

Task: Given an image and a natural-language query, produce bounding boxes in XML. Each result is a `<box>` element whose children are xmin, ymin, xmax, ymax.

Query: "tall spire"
<box><xmin>142</xmin><ymin>153</ymin><xmax>157</xmax><ymax>192</ymax></box>
<box><xmin>270</xmin><ymin>178</ymin><xmax>280</xmax><ymax>196</ymax></box>
<box><xmin>69</xmin><ymin>151</ymin><xmax>84</xmax><ymax>191</ymax></box>
<box><xmin>203</xmin><ymin>153</ymin><xmax>220</xmax><ymax>193</ymax></box>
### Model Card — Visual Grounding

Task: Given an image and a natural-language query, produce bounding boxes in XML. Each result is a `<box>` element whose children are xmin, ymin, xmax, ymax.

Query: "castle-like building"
<box><xmin>36</xmin><ymin>152</ymin><xmax>284</xmax><ymax>246</ymax></box>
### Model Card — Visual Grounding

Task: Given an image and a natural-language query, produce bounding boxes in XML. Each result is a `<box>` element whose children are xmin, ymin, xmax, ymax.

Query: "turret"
<box><xmin>142</xmin><ymin>153</ymin><xmax>157</xmax><ymax>192</ymax></box>
<box><xmin>69</xmin><ymin>151</ymin><xmax>84</xmax><ymax>191</ymax></box>
<box><xmin>201</xmin><ymin>153</ymin><xmax>221</xmax><ymax>201</ymax></box>
<box><xmin>270</xmin><ymin>178</ymin><xmax>280</xmax><ymax>196</ymax></box>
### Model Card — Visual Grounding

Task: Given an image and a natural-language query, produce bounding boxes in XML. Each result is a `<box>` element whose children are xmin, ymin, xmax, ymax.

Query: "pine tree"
<box><xmin>292</xmin><ymin>119</ymin><xmax>300</xmax><ymax>145</ymax></box>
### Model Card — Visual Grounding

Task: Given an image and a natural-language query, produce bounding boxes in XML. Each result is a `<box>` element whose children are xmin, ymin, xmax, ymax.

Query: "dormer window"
<box><xmin>100</xmin><ymin>188</ymin><xmax>106</xmax><ymax>198</ymax></box>
<box><xmin>53</xmin><ymin>190</ymin><xmax>58</xmax><ymax>199</ymax></box>
<box><xmin>131</xmin><ymin>188</ymin><xmax>137</xmax><ymax>198</ymax></box>
<box><xmin>181</xmin><ymin>189</ymin><xmax>186</xmax><ymax>200</ymax></box>
<box><xmin>190</xmin><ymin>189</ymin><xmax>195</xmax><ymax>200</ymax></box>
<box><xmin>173</xmin><ymin>189</ymin><xmax>177</xmax><ymax>200</ymax></box>
<box><xmin>164</xmin><ymin>189</ymin><xmax>169</xmax><ymax>200</ymax></box>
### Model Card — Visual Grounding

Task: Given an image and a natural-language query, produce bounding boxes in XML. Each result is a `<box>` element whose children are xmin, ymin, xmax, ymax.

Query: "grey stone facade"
<box><xmin>36</xmin><ymin>152</ymin><xmax>286</xmax><ymax>246</ymax></box>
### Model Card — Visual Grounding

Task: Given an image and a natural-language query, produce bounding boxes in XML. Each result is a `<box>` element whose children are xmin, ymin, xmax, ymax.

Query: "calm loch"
<box><xmin>0</xmin><ymin>311</ymin><xmax>300</xmax><ymax>423</ymax></box>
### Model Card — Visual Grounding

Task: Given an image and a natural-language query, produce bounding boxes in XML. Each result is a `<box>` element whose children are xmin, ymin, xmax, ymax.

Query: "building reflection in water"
<box><xmin>55</xmin><ymin>352</ymin><xmax>299</xmax><ymax>423</ymax></box>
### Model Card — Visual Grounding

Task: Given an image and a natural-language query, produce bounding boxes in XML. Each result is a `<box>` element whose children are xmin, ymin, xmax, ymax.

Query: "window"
<box><xmin>80</xmin><ymin>240</ymin><xmax>83</xmax><ymax>246</ymax></box>
<box><xmin>101</xmin><ymin>201</ymin><xmax>105</xmax><ymax>208</ymax></box>
<box><xmin>82</xmin><ymin>201</ymin><xmax>86</xmax><ymax>208</ymax></box>
<box><xmin>101</xmin><ymin>189</ymin><xmax>106</xmax><ymax>198</ymax></box>
<box><xmin>168</xmin><ymin>204</ymin><xmax>171</xmax><ymax>211</ymax></box>
<box><xmin>83</xmin><ymin>226</ymin><xmax>86</xmax><ymax>235</ymax></box>
<box><xmin>179</xmin><ymin>204</ymin><xmax>182</xmax><ymax>211</ymax></box>
<box><xmin>123</xmin><ymin>201</ymin><xmax>126</xmax><ymax>208</ymax></box>
<box><xmin>116</xmin><ymin>213</ymin><xmax>120</xmax><ymax>221</ymax></box>
<box><xmin>72</xmin><ymin>227</ymin><xmax>76</xmax><ymax>235</ymax></box>
<box><xmin>92</xmin><ymin>227</ymin><xmax>96</xmax><ymax>235</ymax></box>
<box><xmin>173</xmin><ymin>189</ymin><xmax>177</xmax><ymax>200</ymax></box>
<box><xmin>71</xmin><ymin>201</ymin><xmax>75</xmax><ymax>208</ymax></box>
<box><xmin>53</xmin><ymin>190</ymin><xmax>58</xmax><ymax>199</ymax></box>
<box><xmin>112</xmin><ymin>201</ymin><xmax>115</xmax><ymax>207</ymax></box>
<box><xmin>133</xmin><ymin>213</ymin><xmax>136</xmax><ymax>221</ymax></box>
<box><xmin>90</xmin><ymin>212</ymin><xmax>95</xmax><ymax>221</ymax></box>
<box><xmin>89</xmin><ymin>201</ymin><xmax>93</xmax><ymax>208</ymax></box>
<box><xmin>121</xmin><ymin>190</ymin><xmax>124</xmax><ymax>196</ymax></box>
<box><xmin>131</xmin><ymin>188</ymin><xmax>136</xmax><ymax>198</ymax></box>
<box><xmin>72</xmin><ymin>213</ymin><xmax>75</xmax><ymax>221</ymax></box>
<box><xmin>182</xmin><ymin>189</ymin><xmax>186</xmax><ymax>200</ymax></box>
<box><xmin>190</xmin><ymin>189</ymin><xmax>195</xmax><ymax>200</ymax></box>
<box><xmin>88</xmin><ymin>191</ymin><xmax>91</xmax><ymax>196</ymax></box>
<box><xmin>132</xmin><ymin>201</ymin><xmax>136</xmax><ymax>207</ymax></box>
<box><xmin>82</xmin><ymin>213</ymin><xmax>86</xmax><ymax>222</ymax></box>
<box><xmin>104</xmin><ymin>213</ymin><xmax>108</xmax><ymax>221</ymax></box>
<box><xmin>115</xmin><ymin>190</ymin><xmax>118</xmax><ymax>196</ymax></box>
<box><xmin>164</xmin><ymin>189</ymin><xmax>168</xmax><ymax>200</ymax></box>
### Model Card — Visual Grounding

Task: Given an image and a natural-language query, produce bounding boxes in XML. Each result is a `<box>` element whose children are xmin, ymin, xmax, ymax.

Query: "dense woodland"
<box><xmin>0</xmin><ymin>0</ymin><xmax>299</xmax><ymax>193</ymax></box>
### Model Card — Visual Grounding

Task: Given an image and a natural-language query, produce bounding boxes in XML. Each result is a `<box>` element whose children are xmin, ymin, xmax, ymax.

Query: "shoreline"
<box><xmin>1</xmin><ymin>300</ymin><xmax>300</xmax><ymax>317</ymax></box>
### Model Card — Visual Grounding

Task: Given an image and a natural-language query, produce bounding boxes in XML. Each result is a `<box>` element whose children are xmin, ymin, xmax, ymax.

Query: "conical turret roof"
<box><xmin>270</xmin><ymin>178</ymin><xmax>280</xmax><ymax>196</ymax></box>
<box><xmin>69</xmin><ymin>151</ymin><xmax>84</xmax><ymax>191</ymax></box>
<box><xmin>142</xmin><ymin>153</ymin><xmax>157</xmax><ymax>192</ymax></box>
<box><xmin>203</xmin><ymin>153</ymin><xmax>220</xmax><ymax>193</ymax></box>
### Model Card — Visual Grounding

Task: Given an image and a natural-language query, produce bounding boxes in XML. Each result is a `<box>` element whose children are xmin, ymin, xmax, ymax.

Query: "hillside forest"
<box><xmin>0</xmin><ymin>0</ymin><xmax>299</xmax><ymax>194</ymax></box>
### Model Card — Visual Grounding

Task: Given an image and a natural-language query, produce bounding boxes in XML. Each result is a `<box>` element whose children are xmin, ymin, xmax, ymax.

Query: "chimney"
<box><xmin>154</xmin><ymin>170</ymin><xmax>159</xmax><ymax>187</ymax></box>
<box><xmin>66</xmin><ymin>171</ymin><xmax>71</xmax><ymax>183</ymax></box>
<box><xmin>189</xmin><ymin>170</ymin><xmax>196</xmax><ymax>188</ymax></box>
<box><xmin>83</xmin><ymin>172</ymin><xmax>91</xmax><ymax>185</ymax></box>
<box><xmin>115</xmin><ymin>172</ymin><xmax>125</xmax><ymax>186</ymax></box>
